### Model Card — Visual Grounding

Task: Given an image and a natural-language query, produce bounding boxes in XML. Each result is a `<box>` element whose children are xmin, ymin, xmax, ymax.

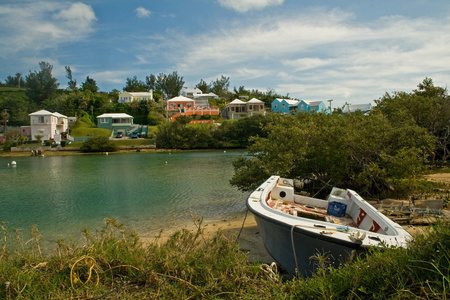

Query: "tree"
<box><xmin>65</xmin><ymin>66</ymin><xmax>77</xmax><ymax>90</ymax></box>
<box><xmin>81</xmin><ymin>76</ymin><xmax>99</xmax><ymax>93</ymax></box>
<box><xmin>155</xmin><ymin>71</ymin><xmax>185</xmax><ymax>99</ymax></box>
<box><xmin>374</xmin><ymin>78</ymin><xmax>450</xmax><ymax>162</ymax></box>
<box><xmin>145</xmin><ymin>74</ymin><xmax>157</xmax><ymax>91</ymax></box>
<box><xmin>230</xmin><ymin>112</ymin><xmax>434</xmax><ymax>195</ymax></box>
<box><xmin>81</xmin><ymin>136</ymin><xmax>118</xmax><ymax>152</ymax></box>
<box><xmin>4</xmin><ymin>73</ymin><xmax>25</xmax><ymax>88</ymax></box>
<box><xmin>25</xmin><ymin>61</ymin><xmax>59</xmax><ymax>105</ymax></box>
<box><xmin>147</xmin><ymin>107</ymin><xmax>165</xmax><ymax>125</ymax></box>
<box><xmin>209</xmin><ymin>75</ymin><xmax>230</xmax><ymax>98</ymax></box>
<box><xmin>124</xmin><ymin>76</ymin><xmax>148</xmax><ymax>92</ymax></box>
<box><xmin>196</xmin><ymin>79</ymin><xmax>209</xmax><ymax>93</ymax></box>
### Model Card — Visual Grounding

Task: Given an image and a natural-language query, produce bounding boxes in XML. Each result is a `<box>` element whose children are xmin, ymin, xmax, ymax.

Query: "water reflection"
<box><xmin>0</xmin><ymin>151</ymin><xmax>247</xmax><ymax>248</ymax></box>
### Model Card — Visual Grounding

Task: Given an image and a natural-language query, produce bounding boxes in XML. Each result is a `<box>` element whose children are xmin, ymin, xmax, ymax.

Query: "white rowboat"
<box><xmin>246</xmin><ymin>176</ymin><xmax>412</xmax><ymax>277</ymax></box>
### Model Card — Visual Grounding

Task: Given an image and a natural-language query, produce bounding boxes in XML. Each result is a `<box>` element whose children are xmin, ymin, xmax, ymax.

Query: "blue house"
<box><xmin>297</xmin><ymin>100</ymin><xmax>329</xmax><ymax>114</ymax></box>
<box><xmin>271</xmin><ymin>98</ymin><xmax>300</xmax><ymax>114</ymax></box>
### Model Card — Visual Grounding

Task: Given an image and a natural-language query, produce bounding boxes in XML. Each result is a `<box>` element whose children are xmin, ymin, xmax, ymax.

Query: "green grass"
<box><xmin>148</xmin><ymin>125</ymin><xmax>158</xmax><ymax>137</ymax></box>
<box><xmin>69</xmin><ymin>127</ymin><xmax>112</xmax><ymax>138</ymax></box>
<box><xmin>113</xmin><ymin>139</ymin><xmax>155</xmax><ymax>146</ymax></box>
<box><xmin>0</xmin><ymin>217</ymin><xmax>448</xmax><ymax>299</ymax></box>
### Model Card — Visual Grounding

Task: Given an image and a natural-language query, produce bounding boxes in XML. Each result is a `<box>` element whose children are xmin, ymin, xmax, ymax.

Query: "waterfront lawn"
<box><xmin>69</xmin><ymin>127</ymin><xmax>112</xmax><ymax>138</ymax></box>
<box><xmin>113</xmin><ymin>138</ymin><xmax>155</xmax><ymax>146</ymax></box>
<box><xmin>0</xmin><ymin>218</ymin><xmax>448</xmax><ymax>299</ymax></box>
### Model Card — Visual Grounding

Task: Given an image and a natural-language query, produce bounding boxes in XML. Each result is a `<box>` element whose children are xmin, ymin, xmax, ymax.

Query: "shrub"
<box><xmin>81</xmin><ymin>136</ymin><xmax>117</xmax><ymax>152</ymax></box>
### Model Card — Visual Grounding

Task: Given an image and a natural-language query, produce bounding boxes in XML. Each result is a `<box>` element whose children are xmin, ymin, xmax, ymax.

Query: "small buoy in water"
<box><xmin>7</xmin><ymin>163</ymin><xmax>9</xmax><ymax>167</ymax></box>
<box><xmin>224</xmin><ymin>151</ymin><xmax>226</xmax><ymax>153</ymax></box>
<box><xmin>106</xmin><ymin>152</ymin><xmax>108</xmax><ymax>155</ymax></box>
<box><xmin>165</xmin><ymin>161</ymin><xmax>168</xmax><ymax>164</ymax></box>
<box><xmin>11</xmin><ymin>161</ymin><xmax>16</xmax><ymax>167</ymax></box>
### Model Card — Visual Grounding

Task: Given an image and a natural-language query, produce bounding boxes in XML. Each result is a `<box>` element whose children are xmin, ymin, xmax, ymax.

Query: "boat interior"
<box><xmin>267</xmin><ymin>178</ymin><xmax>388</xmax><ymax>234</ymax></box>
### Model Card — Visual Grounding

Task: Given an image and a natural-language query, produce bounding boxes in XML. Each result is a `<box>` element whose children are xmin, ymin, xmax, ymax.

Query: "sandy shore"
<box><xmin>139</xmin><ymin>209</ymin><xmax>432</xmax><ymax>266</ymax></box>
<box><xmin>139</xmin><ymin>211</ymin><xmax>274</xmax><ymax>264</ymax></box>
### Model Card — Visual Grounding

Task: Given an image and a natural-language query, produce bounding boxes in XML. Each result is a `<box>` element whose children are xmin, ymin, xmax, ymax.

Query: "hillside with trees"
<box><xmin>1</xmin><ymin>62</ymin><xmax>449</xmax><ymax>199</ymax></box>
<box><xmin>230</xmin><ymin>78</ymin><xmax>449</xmax><ymax>199</ymax></box>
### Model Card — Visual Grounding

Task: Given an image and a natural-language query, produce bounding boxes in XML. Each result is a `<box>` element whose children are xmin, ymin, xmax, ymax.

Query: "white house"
<box><xmin>342</xmin><ymin>103</ymin><xmax>373</xmax><ymax>114</ymax></box>
<box><xmin>118</xmin><ymin>90</ymin><xmax>153</xmax><ymax>103</ymax></box>
<box><xmin>179</xmin><ymin>87</ymin><xmax>218</xmax><ymax>107</ymax></box>
<box><xmin>222</xmin><ymin>98</ymin><xmax>266</xmax><ymax>120</ymax></box>
<box><xmin>29</xmin><ymin>110</ymin><xmax>68</xmax><ymax>141</ymax></box>
<box><xmin>180</xmin><ymin>87</ymin><xmax>203</xmax><ymax>98</ymax></box>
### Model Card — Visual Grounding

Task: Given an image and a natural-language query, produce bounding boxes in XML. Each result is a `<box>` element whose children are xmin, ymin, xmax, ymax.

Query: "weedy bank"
<box><xmin>0</xmin><ymin>217</ymin><xmax>448</xmax><ymax>299</ymax></box>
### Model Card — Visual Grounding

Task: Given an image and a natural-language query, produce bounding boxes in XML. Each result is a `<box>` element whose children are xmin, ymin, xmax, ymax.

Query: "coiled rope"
<box><xmin>70</xmin><ymin>255</ymin><xmax>99</xmax><ymax>288</ymax></box>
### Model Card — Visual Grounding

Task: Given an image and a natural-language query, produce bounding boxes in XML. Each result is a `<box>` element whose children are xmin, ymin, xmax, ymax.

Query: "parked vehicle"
<box><xmin>115</xmin><ymin>132</ymin><xmax>123</xmax><ymax>138</ymax></box>
<box><xmin>131</xmin><ymin>132</ymin><xmax>138</xmax><ymax>139</ymax></box>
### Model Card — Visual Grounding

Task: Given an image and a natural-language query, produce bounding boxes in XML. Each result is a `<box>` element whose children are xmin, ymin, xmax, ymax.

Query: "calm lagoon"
<box><xmin>0</xmin><ymin>151</ymin><xmax>247</xmax><ymax>248</ymax></box>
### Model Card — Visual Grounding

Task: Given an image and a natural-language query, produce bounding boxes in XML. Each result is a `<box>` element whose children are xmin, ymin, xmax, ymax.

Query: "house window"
<box><xmin>99</xmin><ymin>118</ymin><xmax>109</xmax><ymax>123</ymax></box>
<box><xmin>38</xmin><ymin>116</ymin><xmax>44</xmax><ymax>123</ymax></box>
<box><xmin>282</xmin><ymin>104</ymin><xmax>285</xmax><ymax>109</ymax></box>
<box><xmin>274</xmin><ymin>104</ymin><xmax>278</xmax><ymax>109</ymax></box>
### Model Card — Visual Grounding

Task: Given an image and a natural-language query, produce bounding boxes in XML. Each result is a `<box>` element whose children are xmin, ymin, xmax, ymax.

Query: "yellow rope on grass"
<box><xmin>70</xmin><ymin>255</ymin><xmax>99</xmax><ymax>288</ymax></box>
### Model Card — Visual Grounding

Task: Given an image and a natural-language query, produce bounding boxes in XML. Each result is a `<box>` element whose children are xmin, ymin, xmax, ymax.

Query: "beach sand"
<box><xmin>139</xmin><ymin>209</ymin><xmax>432</xmax><ymax>267</ymax></box>
<box><xmin>140</xmin><ymin>211</ymin><xmax>274</xmax><ymax>265</ymax></box>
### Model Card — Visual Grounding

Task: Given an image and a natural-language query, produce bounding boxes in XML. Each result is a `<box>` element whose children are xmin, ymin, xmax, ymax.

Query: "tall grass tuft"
<box><xmin>0</xmin><ymin>218</ymin><xmax>448</xmax><ymax>299</ymax></box>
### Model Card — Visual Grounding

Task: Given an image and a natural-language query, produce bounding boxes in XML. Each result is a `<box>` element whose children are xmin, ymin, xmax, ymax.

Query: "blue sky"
<box><xmin>1</xmin><ymin>0</ymin><xmax>450</xmax><ymax>108</ymax></box>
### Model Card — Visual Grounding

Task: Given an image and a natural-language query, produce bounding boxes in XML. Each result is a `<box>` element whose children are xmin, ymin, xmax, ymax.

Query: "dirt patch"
<box><xmin>423</xmin><ymin>172</ymin><xmax>450</xmax><ymax>184</ymax></box>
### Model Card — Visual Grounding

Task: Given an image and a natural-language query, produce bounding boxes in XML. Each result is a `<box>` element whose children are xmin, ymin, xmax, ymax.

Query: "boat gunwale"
<box><xmin>247</xmin><ymin>201</ymin><xmax>366</xmax><ymax>250</ymax></box>
<box><xmin>247</xmin><ymin>176</ymin><xmax>412</xmax><ymax>248</ymax></box>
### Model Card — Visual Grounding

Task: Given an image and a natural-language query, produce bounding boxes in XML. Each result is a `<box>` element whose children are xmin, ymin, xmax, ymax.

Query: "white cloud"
<box><xmin>166</xmin><ymin>9</ymin><xmax>450</xmax><ymax>105</ymax></box>
<box><xmin>136</xmin><ymin>7</ymin><xmax>151</xmax><ymax>18</ymax></box>
<box><xmin>218</xmin><ymin>0</ymin><xmax>284</xmax><ymax>13</ymax></box>
<box><xmin>53</xmin><ymin>2</ymin><xmax>96</xmax><ymax>32</ymax></box>
<box><xmin>0</xmin><ymin>1</ymin><xmax>96</xmax><ymax>55</ymax></box>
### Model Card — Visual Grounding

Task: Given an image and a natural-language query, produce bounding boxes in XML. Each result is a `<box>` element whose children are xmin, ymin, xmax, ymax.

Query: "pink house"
<box><xmin>166</xmin><ymin>96</ymin><xmax>195</xmax><ymax>112</ymax></box>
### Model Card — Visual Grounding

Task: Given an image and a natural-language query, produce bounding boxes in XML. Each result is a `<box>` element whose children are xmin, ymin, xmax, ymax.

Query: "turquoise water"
<box><xmin>0</xmin><ymin>151</ymin><xmax>247</xmax><ymax>248</ymax></box>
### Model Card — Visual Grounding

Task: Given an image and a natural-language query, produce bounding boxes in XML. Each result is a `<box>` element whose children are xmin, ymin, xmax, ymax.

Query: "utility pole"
<box><xmin>2</xmin><ymin>109</ymin><xmax>9</xmax><ymax>134</ymax></box>
<box><xmin>327</xmin><ymin>99</ymin><xmax>333</xmax><ymax>114</ymax></box>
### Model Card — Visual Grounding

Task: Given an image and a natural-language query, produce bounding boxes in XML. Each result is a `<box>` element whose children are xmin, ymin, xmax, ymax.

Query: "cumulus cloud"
<box><xmin>218</xmin><ymin>0</ymin><xmax>284</xmax><ymax>13</ymax></box>
<box><xmin>136</xmin><ymin>7</ymin><xmax>151</xmax><ymax>18</ymax></box>
<box><xmin>169</xmin><ymin>9</ymin><xmax>450</xmax><ymax>104</ymax></box>
<box><xmin>0</xmin><ymin>1</ymin><xmax>96</xmax><ymax>55</ymax></box>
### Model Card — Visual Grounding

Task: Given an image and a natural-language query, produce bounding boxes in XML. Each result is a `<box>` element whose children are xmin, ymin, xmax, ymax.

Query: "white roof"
<box><xmin>52</xmin><ymin>112</ymin><xmax>68</xmax><ymax>118</ymax></box>
<box><xmin>284</xmin><ymin>100</ymin><xmax>300</xmax><ymax>106</ymax></box>
<box><xmin>229</xmin><ymin>99</ymin><xmax>246</xmax><ymax>104</ymax></box>
<box><xmin>167</xmin><ymin>96</ymin><xmax>195</xmax><ymax>102</ymax></box>
<box><xmin>343</xmin><ymin>103</ymin><xmax>373</xmax><ymax>113</ymax></box>
<box><xmin>29</xmin><ymin>110</ymin><xmax>53</xmax><ymax>116</ymax></box>
<box><xmin>120</xmin><ymin>91</ymin><xmax>152</xmax><ymax>96</ymax></box>
<box><xmin>193</xmin><ymin>92</ymin><xmax>218</xmax><ymax>98</ymax></box>
<box><xmin>96</xmin><ymin>113</ymin><xmax>133</xmax><ymax>119</ymax></box>
<box><xmin>248</xmin><ymin>98</ymin><xmax>263</xmax><ymax>103</ymax></box>
<box><xmin>181</xmin><ymin>87</ymin><xmax>202</xmax><ymax>94</ymax></box>
<box><xmin>128</xmin><ymin>92</ymin><xmax>152</xmax><ymax>96</ymax></box>
<box><xmin>303</xmin><ymin>100</ymin><xmax>323</xmax><ymax>106</ymax></box>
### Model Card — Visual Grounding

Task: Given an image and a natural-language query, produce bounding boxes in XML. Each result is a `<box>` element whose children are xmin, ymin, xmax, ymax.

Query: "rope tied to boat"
<box><xmin>260</xmin><ymin>262</ymin><xmax>279</xmax><ymax>282</ymax></box>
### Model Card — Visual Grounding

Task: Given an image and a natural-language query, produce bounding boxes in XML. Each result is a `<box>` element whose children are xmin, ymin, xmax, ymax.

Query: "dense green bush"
<box><xmin>155</xmin><ymin>115</ymin><xmax>270</xmax><ymax>149</ymax></box>
<box><xmin>81</xmin><ymin>136</ymin><xmax>118</xmax><ymax>152</ymax></box>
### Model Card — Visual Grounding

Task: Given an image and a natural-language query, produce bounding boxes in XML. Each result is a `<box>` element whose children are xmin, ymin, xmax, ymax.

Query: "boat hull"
<box><xmin>251</xmin><ymin>207</ymin><xmax>364</xmax><ymax>277</ymax></box>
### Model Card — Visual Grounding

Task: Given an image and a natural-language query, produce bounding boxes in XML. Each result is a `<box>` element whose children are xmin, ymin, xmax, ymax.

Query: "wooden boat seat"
<box><xmin>267</xmin><ymin>199</ymin><xmax>357</xmax><ymax>228</ymax></box>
